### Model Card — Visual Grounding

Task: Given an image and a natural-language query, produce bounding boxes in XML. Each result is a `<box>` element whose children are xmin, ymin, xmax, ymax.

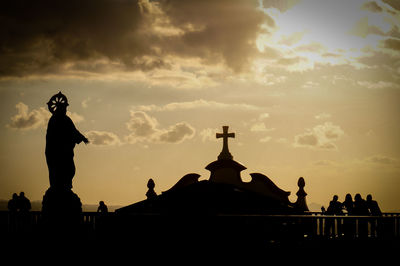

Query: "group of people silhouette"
<box><xmin>322</xmin><ymin>193</ymin><xmax>382</xmax><ymax>238</ymax></box>
<box><xmin>7</xmin><ymin>192</ymin><xmax>31</xmax><ymax>213</ymax></box>
<box><xmin>322</xmin><ymin>193</ymin><xmax>381</xmax><ymax>216</ymax></box>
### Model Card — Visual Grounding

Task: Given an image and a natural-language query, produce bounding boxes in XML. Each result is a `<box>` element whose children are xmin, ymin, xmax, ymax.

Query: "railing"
<box><xmin>300</xmin><ymin>213</ymin><xmax>399</xmax><ymax>238</ymax></box>
<box><xmin>300</xmin><ymin>212</ymin><xmax>400</xmax><ymax>238</ymax></box>
<box><xmin>1</xmin><ymin>211</ymin><xmax>399</xmax><ymax>240</ymax></box>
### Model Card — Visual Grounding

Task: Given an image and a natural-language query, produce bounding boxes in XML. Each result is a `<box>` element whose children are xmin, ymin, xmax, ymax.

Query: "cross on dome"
<box><xmin>216</xmin><ymin>126</ymin><xmax>235</xmax><ymax>160</ymax></box>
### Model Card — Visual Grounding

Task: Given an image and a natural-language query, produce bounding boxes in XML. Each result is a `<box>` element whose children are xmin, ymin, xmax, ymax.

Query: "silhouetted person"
<box><xmin>353</xmin><ymin>193</ymin><xmax>369</xmax><ymax>215</ymax></box>
<box><xmin>342</xmin><ymin>193</ymin><xmax>354</xmax><ymax>215</ymax></box>
<box><xmin>7</xmin><ymin>193</ymin><xmax>19</xmax><ymax>232</ymax></box>
<box><xmin>8</xmin><ymin>193</ymin><xmax>18</xmax><ymax>212</ymax></box>
<box><xmin>366</xmin><ymin>194</ymin><xmax>381</xmax><ymax>237</ymax></box>
<box><xmin>45</xmin><ymin>92</ymin><xmax>89</xmax><ymax>190</ymax></box>
<box><xmin>17</xmin><ymin>192</ymin><xmax>31</xmax><ymax>232</ymax></box>
<box><xmin>146</xmin><ymin>178</ymin><xmax>157</xmax><ymax>199</ymax></box>
<box><xmin>353</xmin><ymin>193</ymin><xmax>369</xmax><ymax>238</ymax></box>
<box><xmin>342</xmin><ymin>193</ymin><xmax>355</xmax><ymax>238</ymax></box>
<box><xmin>366</xmin><ymin>194</ymin><xmax>381</xmax><ymax>216</ymax></box>
<box><xmin>327</xmin><ymin>195</ymin><xmax>343</xmax><ymax>215</ymax></box>
<box><xmin>17</xmin><ymin>192</ymin><xmax>31</xmax><ymax>213</ymax></box>
<box><xmin>97</xmin><ymin>201</ymin><xmax>108</xmax><ymax>213</ymax></box>
<box><xmin>324</xmin><ymin>195</ymin><xmax>343</xmax><ymax>237</ymax></box>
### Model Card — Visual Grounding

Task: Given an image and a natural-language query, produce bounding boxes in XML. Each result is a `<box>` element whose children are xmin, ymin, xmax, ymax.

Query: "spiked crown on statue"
<box><xmin>47</xmin><ymin>91</ymin><xmax>69</xmax><ymax>114</ymax></box>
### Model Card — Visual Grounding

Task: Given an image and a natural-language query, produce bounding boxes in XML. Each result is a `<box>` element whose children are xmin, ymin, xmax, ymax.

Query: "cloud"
<box><xmin>259</xmin><ymin>136</ymin><xmax>272</xmax><ymax>143</ymax></box>
<box><xmin>357</xmin><ymin>80</ymin><xmax>397</xmax><ymax>89</ymax></box>
<box><xmin>383</xmin><ymin>0</ymin><xmax>400</xmax><ymax>11</ymax></box>
<box><xmin>0</xmin><ymin>0</ymin><xmax>147</xmax><ymax>77</ymax></box>
<box><xmin>362</xmin><ymin>1</ymin><xmax>383</xmax><ymax>13</ymax></box>
<box><xmin>249</xmin><ymin>118</ymin><xmax>275</xmax><ymax>143</ymax></box>
<box><xmin>159</xmin><ymin>0</ymin><xmax>267</xmax><ymax>72</ymax></box>
<box><xmin>67</xmin><ymin>112</ymin><xmax>85</xmax><ymax>124</ymax></box>
<box><xmin>294</xmin><ymin>122</ymin><xmax>344</xmax><ymax>150</ymax></box>
<box><xmin>86</xmin><ymin>130</ymin><xmax>121</xmax><ymax>146</ymax></box>
<box><xmin>250</xmin><ymin>122</ymin><xmax>275</xmax><ymax>132</ymax></box>
<box><xmin>7</xmin><ymin>102</ymin><xmax>84</xmax><ymax>130</ymax></box>
<box><xmin>315</xmin><ymin>113</ymin><xmax>331</xmax><ymax>120</ymax></box>
<box><xmin>125</xmin><ymin>110</ymin><xmax>195</xmax><ymax>144</ymax></box>
<box><xmin>258</xmin><ymin>113</ymin><xmax>270</xmax><ymax>120</ymax></box>
<box><xmin>302</xmin><ymin>81</ymin><xmax>319</xmax><ymax>89</ymax></box>
<box><xmin>383</xmin><ymin>38</ymin><xmax>400</xmax><ymax>51</ymax></box>
<box><xmin>81</xmin><ymin>98</ymin><xmax>91</xmax><ymax>108</ymax></box>
<box><xmin>313</xmin><ymin>160</ymin><xmax>337</xmax><ymax>166</ymax></box>
<box><xmin>158</xmin><ymin>123</ymin><xmax>195</xmax><ymax>143</ymax></box>
<box><xmin>199</xmin><ymin>128</ymin><xmax>219</xmax><ymax>142</ymax></box>
<box><xmin>135</xmin><ymin>99</ymin><xmax>260</xmax><ymax>112</ymax></box>
<box><xmin>262</xmin><ymin>0</ymin><xmax>301</xmax><ymax>13</ymax></box>
<box><xmin>257</xmin><ymin>0</ymin><xmax>400</xmax><ymax>74</ymax></box>
<box><xmin>365</xmin><ymin>155</ymin><xmax>397</xmax><ymax>165</ymax></box>
<box><xmin>356</xmin><ymin>50</ymin><xmax>399</xmax><ymax>70</ymax></box>
<box><xmin>351</xmin><ymin>17</ymin><xmax>386</xmax><ymax>38</ymax></box>
<box><xmin>276</xmin><ymin>137</ymin><xmax>288</xmax><ymax>144</ymax></box>
<box><xmin>295</xmin><ymin>42</ymin><xmax>325</xmax><ymax>53</ymax></box>
<box><xmin>125</xmin><ymin>111</ymin><xmax>159</xmax><ymax>140</ymax></box>
<box><xmin>0</xmin><ymin>0</ymin><xmax>267</xmax><ymax>78</ymax></box>
<box><xmin>276</xmin><ymin>56</ymin><xmax>307</xmax><ymax>66</ymax></box>
<box><xmin>279</xmin><ymin>31</ymin><xmax>305</xmax><ymax>46</ymax></box>
<box><xmin>295</xmin><ymin>133</ymin><xmax>318</xmax><ymax>146</ymax></box>
<box><xmin>7</xmin><ymin>102</ymin><xmax>49</xmax><ymax>130</ymax></box>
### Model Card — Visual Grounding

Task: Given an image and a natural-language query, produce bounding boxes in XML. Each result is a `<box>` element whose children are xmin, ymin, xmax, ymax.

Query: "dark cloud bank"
<box><xmin>2</xmin><ymin>0</ymin><xmax>398</xmax><ymax>79</ymax></box>
<box><xmin>0</xmin><ymin>0</ymin><xmax>268</xmax><ymax>77</ymax></box>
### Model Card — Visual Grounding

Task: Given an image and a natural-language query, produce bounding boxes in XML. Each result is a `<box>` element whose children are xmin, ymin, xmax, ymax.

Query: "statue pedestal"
<box><xmin>42</xmin><ymin>187</ymin><xmax>82</xmax><ymax>229</ymax></box>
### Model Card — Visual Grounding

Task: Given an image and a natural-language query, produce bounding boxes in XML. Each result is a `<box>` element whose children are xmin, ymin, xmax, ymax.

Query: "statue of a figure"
<box><xmin>45</xmin><ymin>92</ymin><xmax>89</xmax><ymax>190</ymax></box>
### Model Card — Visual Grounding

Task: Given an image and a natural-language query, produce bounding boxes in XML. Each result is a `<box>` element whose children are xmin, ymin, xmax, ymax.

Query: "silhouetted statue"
<box><xmin>146</xmin><ymin>178</ymin><xmax>157</xmax><ymax>199</ymax></box>
<box><xmin>97</xmin><ymin>201</ymin><xmax>108</xmax><ymax>213</ymax></box>
<box><xmin>42</xmin><ymin>92</ymin><xmax>87</xmax><ymax>228</ymax></box>
<box><xmin>45</xmin><ymin>91</ymin><xmax>89</xmax><ymax>189</ymax></box>
<box><xmin>294</xmin><ymin>177</ymin><xmax>309</xmax><ymax>212</ymax></box>
<box><xmin>7</xmin><ymin>193</ymin><xmax>18</xmax><ymax>212</ymax></box>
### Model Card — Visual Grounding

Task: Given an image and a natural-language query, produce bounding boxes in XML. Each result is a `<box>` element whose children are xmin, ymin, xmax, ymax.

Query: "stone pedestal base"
<box><xmin>42</xmin><ymin>187</ymin><xmax>82</xmax><ymax>229</ymax></box>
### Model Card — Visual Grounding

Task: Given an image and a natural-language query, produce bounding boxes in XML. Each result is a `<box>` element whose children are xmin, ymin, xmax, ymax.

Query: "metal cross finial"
<box><xmin>216</xmin><ymin>126</ymin><xmax>235</xmax><ymax>160</ymax></box>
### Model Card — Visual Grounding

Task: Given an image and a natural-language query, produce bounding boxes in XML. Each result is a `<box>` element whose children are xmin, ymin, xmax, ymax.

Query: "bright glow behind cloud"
<box><xmin>256</xmin><ymin>0</ymin><xmax>399</xmax><ymax>71</ymax></box>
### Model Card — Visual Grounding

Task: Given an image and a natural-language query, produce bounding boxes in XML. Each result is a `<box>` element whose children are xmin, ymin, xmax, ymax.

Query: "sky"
<box><xmin>1</xmin><ymin>0</ymin><xmax>399</xmax><ymax>211</ymax></box>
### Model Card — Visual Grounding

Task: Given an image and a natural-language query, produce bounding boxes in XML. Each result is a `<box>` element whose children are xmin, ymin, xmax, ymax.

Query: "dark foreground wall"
<box><xmin>1</xmin><ymin>211</ymin><xmax>399</xmax><ymax>255</ymax></box>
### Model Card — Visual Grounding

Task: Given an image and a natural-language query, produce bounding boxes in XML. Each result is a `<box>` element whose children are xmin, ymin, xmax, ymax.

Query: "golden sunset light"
<box><xmin>1</xmin><ymin>0</ymin><xmax>399</xmax><ymax>213</ymax></box>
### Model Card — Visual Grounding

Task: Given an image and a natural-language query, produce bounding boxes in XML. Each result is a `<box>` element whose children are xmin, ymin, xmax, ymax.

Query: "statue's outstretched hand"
<box><xmin>83</xmin><ymin>136</ymin><xmax>89</xmax><ymax>144</ymax></box>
